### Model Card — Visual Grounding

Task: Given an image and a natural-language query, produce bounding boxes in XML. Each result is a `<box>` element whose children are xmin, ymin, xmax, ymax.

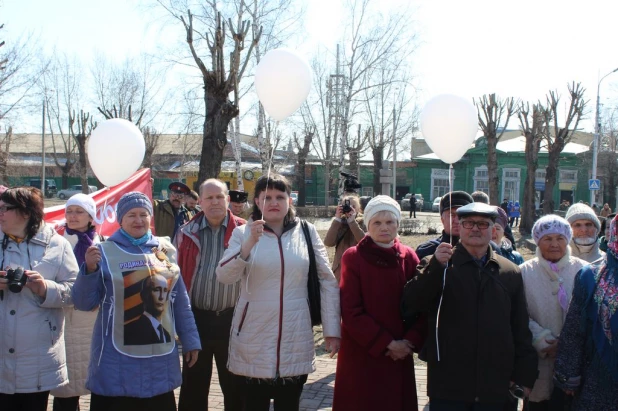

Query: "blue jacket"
<box><xmin>509</xmin><ymin>202</ymin><xmax>521</xmax><ymax>218</ymax></box>
<box><xmin>72</xmin><ymin>231</ymin><xmax>200</xmax><ymax>398</ymax></box>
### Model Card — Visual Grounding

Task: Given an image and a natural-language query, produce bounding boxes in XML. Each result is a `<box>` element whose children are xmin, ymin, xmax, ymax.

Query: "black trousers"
<box><xmin>53</xmin><ymin>396</ymin><xmax>80</xmax><ymax>411</ymax></box>
<box><xmin>430</xmin><ymin>398</ymin><xmax>505</xmax><ymax>411</ymax></box>
<box><xmin>523</xmin><ymin>387</ymin><xmax>570</xmax><ymax>411</ymax></box>
<box><xmin>0</xmin><ymin>391</ymin><xmax>50</xmax><ymax>411</ymax></box>
<box><xmin>178</xmin><ymin>307</ymin><xmax>243</xmax><ymax>411</ymax></box>
<box><xmin>242</xmin><ymin>375</ymin><xmax>307</xmax><ymax>411</ymax></box>
<box><xmin>90</xmin><ymin>391</ymin><xmax>175</xmax><ymax>411</ymax></box>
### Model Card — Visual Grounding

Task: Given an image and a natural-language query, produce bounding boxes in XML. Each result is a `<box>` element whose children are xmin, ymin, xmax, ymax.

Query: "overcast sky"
<box><xmin>4</xmin><ymin>0</ymin><xmax>618</xmax><ymax>133</ymax></box>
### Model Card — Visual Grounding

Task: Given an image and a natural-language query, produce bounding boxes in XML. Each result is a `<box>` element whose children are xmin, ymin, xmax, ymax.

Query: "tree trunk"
<box><xmin>349</xmin><ymin>150</ymin><xmax>359</xmax><ymax>177</ymax></box>
<box><xmin>198</xmin><ymin>93</ymin><xmax>238</xmax><ymax>183</ymax></box>
<box><xmin>607</xmin><ymin>153</ymin><xmax>617</xmax><ymax>210</ymax></box>
<box><xmin>487</xmin><ymin>138</ymin><xmax>499</xmax><ymax>205</ymax></box>
<box><xmin>372</xmin><ymin>145</ymin><xmax>384</xmax><ymax>195</ymax></box>
<box><xmin>324</xmin><ymin>161</ymin><xmax>331</xmax><ymax>206</ymax></box>
<box><xmin>543</xmin><ymin>150</ymin><xmax>561</xmax><ymax>214</ymax></box>
<box><xmin>520</xmin><ymin>134</ymin><xmax>539</xmax><ymax>234</ymax></box>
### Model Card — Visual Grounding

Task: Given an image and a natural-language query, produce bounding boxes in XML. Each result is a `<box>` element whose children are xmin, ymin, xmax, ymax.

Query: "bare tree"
<box><xmin>598</xmin><ymin>107</ymin><xmax>618</xmax><ymax>210</ymax></box>
<box><xmin>156</xmin><ymin>0</ymin><xmax>261</xmax><ymax>183</ymax></box>
<box><xmin>518</xmin><ymin>102</ymin><xmax>548</xmax><ymax>234</ymax></box>
<box><xmin>542</xmin><ymin>82</ymin><xmax>587</xmax><ymax>214</ymax></box>
<box><xmin>474</xmin><ymin>94</ymin><xmax>517</xmax><ymax>205</ymax></box>
<box><xmin>0</xmin><ymin>126</ymin><xmax>12</xmax><ymax>183</ymax></box>
<box><xmin>69</xmin><ymin>110</ymin><xmax>94</xmax><ymax>191</ymax></box>
<box><xmin>293</xmin><ymin>126</ymin><xmax>314</xmax><ymax>206</ymax></box>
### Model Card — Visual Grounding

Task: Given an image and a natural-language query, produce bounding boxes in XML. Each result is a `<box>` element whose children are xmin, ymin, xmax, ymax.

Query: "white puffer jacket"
<box><xmin>216</xmin><ymin>219</ymin><xmax>341</xmax><ymax>379</ymax></box>
<box><xmin>519</xmin><ymin>248</ymin><xmax>587</xmax><ymax>402</ymax></box>
<box><xmin>50</xmin><ymin>231</ymin><xmax>102</xmax><ymax>398</ymax></box>
<box><xmin>0</xmin><ymin>224</ymin><xmax>78</xmax><ymax>394</ymax></box>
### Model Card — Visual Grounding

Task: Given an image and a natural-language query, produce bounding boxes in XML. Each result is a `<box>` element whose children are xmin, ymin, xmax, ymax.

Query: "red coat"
<box><xmin>333</xmin><ymin>236</ymin><xmax>426</xmax><ymax>411</ymax></box>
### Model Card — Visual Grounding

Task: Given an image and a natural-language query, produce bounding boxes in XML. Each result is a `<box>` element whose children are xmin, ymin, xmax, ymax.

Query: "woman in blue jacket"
<box><xmin>509</xmin><ymin>201</ymin><xmax>521</xmax><ymax>227</ymax></box>
<box><xmin>72</xmin><ymin>192</ymin><xmax>200</xmax><ymax>411</ymax></box>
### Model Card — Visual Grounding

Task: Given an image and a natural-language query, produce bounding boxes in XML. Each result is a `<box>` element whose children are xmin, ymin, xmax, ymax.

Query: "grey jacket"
<box><xmin>0</xmin><ymin>224</ymin><xmax>78</xmax><ymax>393</ymax></box>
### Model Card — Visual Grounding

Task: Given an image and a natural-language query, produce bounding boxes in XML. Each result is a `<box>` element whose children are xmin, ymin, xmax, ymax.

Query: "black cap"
<box><xmin>229</xmin><ymin>190</ymin><xmax>248</xmax><ymax>203</ymax></box>
<box><xmin>456</xmin><ymin>202</ymin><xmax>499</xmax><ymax>219</ymax></box>
<box><xmin>439</xmin><ymin>191</ymin><xmax>473</xmax><ymax>214</ymax></box>
<box><xmin>168</xmin><ymin>182</ymin><xmax>190</xmax><ymax>194</ymax></box>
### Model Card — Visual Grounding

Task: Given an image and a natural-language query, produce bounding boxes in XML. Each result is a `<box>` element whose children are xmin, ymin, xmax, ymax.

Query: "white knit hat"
<box><xmin>363</xmin><ymin>195</ymin><xmax>401</xmax><ymax>225</ymax></box>
<box><xmin>565</xmin><ymin>203</ymin><xmax>601</xmax><ymax>232</ymax></box>
<box><xmin>66</xmin><ymin>193</ymin><xmax>97</xmax><ymax>220</ymax></box>
<box><xmin>532</xmin><ymin>214</ymin><xmax>573</xmax><ymax>244</ymax></box>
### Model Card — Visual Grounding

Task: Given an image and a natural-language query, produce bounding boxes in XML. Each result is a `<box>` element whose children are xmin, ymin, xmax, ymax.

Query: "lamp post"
<box><xmin>590</xmin><ymin>67</ymin><xmax>618</xmax><ymax>205</ymax></box>
<box><xmin>41</xmin><ymin>97</ymin><xmax>47</xmax><ymax>195</ymax></box>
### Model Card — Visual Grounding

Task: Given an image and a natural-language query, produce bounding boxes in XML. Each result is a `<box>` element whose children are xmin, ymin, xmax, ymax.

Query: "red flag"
<box><xmin>44</xmin><ymin>168</ymin><xmax>153</xmax><ymax>237</ymax></box>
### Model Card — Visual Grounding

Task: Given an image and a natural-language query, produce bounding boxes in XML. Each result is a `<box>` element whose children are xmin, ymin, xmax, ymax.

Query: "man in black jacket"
<box><xmin>402</xmin><ymin>202</ymin><xmax>537</xmax><ymax>410</ymax></box>
<box><xmin>416</xmin><ymin>191</ymin><xmax>473</xmax><ymax>259</ymax></box>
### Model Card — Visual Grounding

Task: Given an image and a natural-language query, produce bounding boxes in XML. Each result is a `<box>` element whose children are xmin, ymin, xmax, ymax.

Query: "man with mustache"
<box><xmin>565</xmin><ymin>203</ymin><xmax>605</xmax><ymax>264</ymax></box>
<box><xmin>153</xmin><ymin>181</ymin><xmax>192</xmax><ymax>241</ymax></box>
<box><xmin>175</xmin><ymin>179</ymin><xmax>246</xmax><ymax>411</ymax></box>
<box><xmin>402</xmin><ymin>202</ymin><xmax>537</xmax><ymax>410</ymax></box>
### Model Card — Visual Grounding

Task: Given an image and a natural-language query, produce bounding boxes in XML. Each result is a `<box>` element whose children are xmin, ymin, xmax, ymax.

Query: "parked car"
<box><xmin>57</xmin><ymin>185</ymin><xmax>97</xmax><ymax>199</ymax></box>
<box><xmin>29</xmin><ymin>179</ymin><xmax>57</xmax><ymax>198</ymax></box>
<box><xmin>432</xmin><ymin>196</ymin><xmax>442</xmax><ymax>212</ymax></box>
<box><xmin>290</xmin><ymin>191</ymin><xmax>298</xmax><ymax>206</ymax></box>
<box><xmin>401</xmin><ymin>193</ymin><xmax>424</xmax><ymax>211</ymax></box>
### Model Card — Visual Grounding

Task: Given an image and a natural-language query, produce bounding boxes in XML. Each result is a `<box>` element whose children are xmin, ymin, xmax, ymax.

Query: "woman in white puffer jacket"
<box><xmin>217</xmin><ymin>174</ymin><xmax>341</xmax><ymax>411</ymax></box>
<box><xmin>51</xmin><ymin>194</ymin><xmax>104</xmax><ymax>411</ymax></box>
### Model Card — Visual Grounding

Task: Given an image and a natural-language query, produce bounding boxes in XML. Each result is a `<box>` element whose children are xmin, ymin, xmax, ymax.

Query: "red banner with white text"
<box><xmin>44</xmin><ymin>168</ymin><xmax>153</xmax><ymax>237</ymax></box>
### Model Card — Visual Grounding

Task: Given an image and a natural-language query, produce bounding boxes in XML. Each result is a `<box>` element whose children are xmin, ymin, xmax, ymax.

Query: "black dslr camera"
<box><xmin>5</xmin><ymin>267</ymin><xmax>27</xmax><ymax>293</ymax></box>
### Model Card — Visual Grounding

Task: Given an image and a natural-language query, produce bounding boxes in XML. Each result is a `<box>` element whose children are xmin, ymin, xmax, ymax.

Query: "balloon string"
<box><xmin>437</xmin><ymin>163</ymin><xmax>454</xmax><ymax>362</ymax></box>
<box><xmin>246</xmin><ymin>121</ymin><xmax>278</xmax><ymax>295</ymax></box>
<box><xmin>449</xmin><ymin>164</ymin><xmax>453</xmax><ymax>246</ymax></box>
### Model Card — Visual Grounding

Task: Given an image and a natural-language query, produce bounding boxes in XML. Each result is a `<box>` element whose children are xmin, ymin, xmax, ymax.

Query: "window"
<box><xmin>501</xmin><ymin>168</ymin><xmax>520</xmax><ymax>202</ymax></box>
<box><xmin>362</xmin><ymin>187</ymin><xmax>373</xmax><ymax>197</ymax></box>
<box><xmin>431</xmin><ymin>168</ymin><xmax>454</xmax><ymax>199</ymax></box>
<box><xmin>559</xmin><ymin>170</ymin><xmax>577</xmax><ymax>183</ymax></box>
<box><xmin>535</xmin><ymin>169</ymin><xmax>546</xmax><ymax>181</ymax></box>
<box><xmin>474</xmin><ymin>166</ymin><xmax>489</xmax><ymax>194</ymax></box>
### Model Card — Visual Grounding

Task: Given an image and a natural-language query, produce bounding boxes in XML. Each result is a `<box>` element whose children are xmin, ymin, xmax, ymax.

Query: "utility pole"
<box><xmin>41</xmin><ymin>98</ymin><xmax>47</xmax><ymax>195</ymax></box>
<box><xmin>392</xmin><ymin>104</ymin><xmax>397</xmax><ymax>199</ymax></box>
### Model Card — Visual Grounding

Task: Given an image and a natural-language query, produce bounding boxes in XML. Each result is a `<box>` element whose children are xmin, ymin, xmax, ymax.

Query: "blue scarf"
<box><xmin>119</xmin><ymin>228</ymin><xmax>153</xmax><ymax>246</ymax></box>
<box><xmin>65</xmin><ymin>226</ymin><xmax>96</xmax><ymax>267</ymax></box>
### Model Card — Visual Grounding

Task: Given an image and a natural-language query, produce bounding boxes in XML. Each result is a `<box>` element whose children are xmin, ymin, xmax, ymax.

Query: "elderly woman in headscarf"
<box><xmin>519</xmin><ymin>215</ymin><xmax>587</xmax><ymax>410</ymax></box>
<box><xmin>553</xmin><ymin>214</ymin><xmax>618</xmax><ymax>410</ymax></box>
<box><xmin>493</xmin><ymin>206</ymin><xmax>523</xmax><ymax>265</ymax></box>
<box><xmin>333</xmin><ymin>195</ymin><xmax>426</xmax><ymax>411</ymax></box>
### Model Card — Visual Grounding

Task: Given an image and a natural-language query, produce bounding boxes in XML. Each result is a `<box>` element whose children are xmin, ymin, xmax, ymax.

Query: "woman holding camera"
<box><xmin>52</xmin><ymin>194</ymin><xmax>104</xmax><ymax>411</ymax></box>
<box><xmin>0</xmin><ymin>187</ymin><xmax>79</xmax><ymax>410</ymax></box>
<box><xmin>323</xmin><ymin>195</ymin><xmax>365</xmax><ymax>282</ymax></box>
<box><xmin>72</xmin><ymin>192</ymin><xmax>200</xmax><ymax>411</ymax></box>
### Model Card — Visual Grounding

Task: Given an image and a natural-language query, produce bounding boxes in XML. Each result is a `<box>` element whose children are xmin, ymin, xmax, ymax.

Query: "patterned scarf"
<box><xmin>65</xmin><ymin>226</ymin><xmax>96</xmax><ymax>267</ymax></box>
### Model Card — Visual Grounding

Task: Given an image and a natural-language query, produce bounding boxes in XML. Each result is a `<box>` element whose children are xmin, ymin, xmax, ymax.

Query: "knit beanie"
<box><xmin>363</xmin><ymin>195</ymin><xmax>401</xmax><ymax>225</ymax></box>
<box><xmin>565</xmin><ymin>203</ymin><xmax>601</xmax><ymax>232</ymax></box>
<box><xmin>495</xmin><ymin>206</ymin><xmax>508</xmax><ymax>229</ymax></box>
<box><xmin>532</xmin><ymin>214</ymin><xmax>573</xmax><ymax>245</ymax></box>
<box><xmin>116</xmin><ymin>192</ymin><xmax>153</xmax><ymax>224</ymax></box>
<box><xmin>66</xmin><ymin>193</ymin><xmax>97</xmax><ymax>220</ymax></box>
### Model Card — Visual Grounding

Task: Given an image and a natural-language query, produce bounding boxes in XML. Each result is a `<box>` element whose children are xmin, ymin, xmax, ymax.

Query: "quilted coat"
<box><xmin>50</xmin><ymin>231</ymin><xmax>102</xmax><ymax>398</ymax></box>
<box><xmin>0</xmin><ymin>224</ymin><xmax>78</xmax><ymax>394</ymax></box>
<box><xmin>216</xmin><ymin>218</ymin><xmax>341</xmax><ymax>379</ymax></box>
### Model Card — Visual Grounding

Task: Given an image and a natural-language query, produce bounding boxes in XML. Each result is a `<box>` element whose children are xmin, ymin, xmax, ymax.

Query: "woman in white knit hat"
<box><xmin>519</xmin><ymin>215</ymin><xmax>586</xmax><ymax>410</ymax></box>
<box><xmin>52</xmin><ymin>193</ymin><xmax>104</xmax><ymax>411</ymax></box>
<box><xmin>333</xmin><ymin>195</ymin><xmax>425</xmax><ymax>411</ymax></box>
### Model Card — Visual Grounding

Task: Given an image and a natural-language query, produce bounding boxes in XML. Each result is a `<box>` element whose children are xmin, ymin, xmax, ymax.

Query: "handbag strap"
<box><xmin>300</xmin><ymin>220</ymin><xmax>317</xmax><ymax>274</ymax></box>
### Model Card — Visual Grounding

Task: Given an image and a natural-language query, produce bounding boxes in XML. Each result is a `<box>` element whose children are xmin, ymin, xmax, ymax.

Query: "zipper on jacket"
<box><xmin>237</xmin><ymin>302</ymin><xmax>249</xmax><ymax>336</ymax></box>
<box><xmin>275</xmin><ymin>236</ymin><xmax>285</xmax><ymax>379</ymax></box>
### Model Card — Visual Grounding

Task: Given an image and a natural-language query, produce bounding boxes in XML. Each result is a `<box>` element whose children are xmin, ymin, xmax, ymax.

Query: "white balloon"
<box><xmin>87</xmin><ymin>119</ymin><xmax>145</xmax><ymax>187</ymax></box>
<box><xmin>255</xmin><ymin>48</ymin><xmax>312</xmax><ymax>121</ymax></box>
<box><xmin>420</xmin><ymin>94</ymin><xmax>478</xmax><ymax>164</ymax></box>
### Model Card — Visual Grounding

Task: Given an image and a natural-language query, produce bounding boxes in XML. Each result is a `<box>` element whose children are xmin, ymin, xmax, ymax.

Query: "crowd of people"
<box><xmin>0</xmin><ymin>179</ymin><xmax>617</xmax><ymax>411</ymax></box>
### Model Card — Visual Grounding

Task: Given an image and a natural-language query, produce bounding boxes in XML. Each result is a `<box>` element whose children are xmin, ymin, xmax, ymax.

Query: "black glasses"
<box><xmin>0</xmin><ymin>205</ymin><xmax>17</xmax><ymax>213</ymax></box>
<box><xmin>460</xmin><ymin>220</ymin><xmax>492</xmax><ymax>230</ymax></box>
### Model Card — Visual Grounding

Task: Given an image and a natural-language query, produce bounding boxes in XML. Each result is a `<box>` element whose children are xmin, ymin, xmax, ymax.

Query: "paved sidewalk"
<box><xmin>47</xmin><ymin>355</ymin><xmax>430</xmax><ymax>410</ymax></box>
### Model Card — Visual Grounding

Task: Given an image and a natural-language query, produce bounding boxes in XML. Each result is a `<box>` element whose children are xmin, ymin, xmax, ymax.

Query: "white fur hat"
<box><xmin>363</xmin><ymin>195</ymin><xmax>401</xmax><ymax>225</ymax></box>
<box><xmin>66</xmin><ymin>193</ymin><xmax>97</xmax><ymax>220</ymax></box>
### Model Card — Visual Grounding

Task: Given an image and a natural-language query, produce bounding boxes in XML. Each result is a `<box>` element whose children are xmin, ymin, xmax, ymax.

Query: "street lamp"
<box><xmin>590</xmin><ymin>67</ymin><xmax>618</xmax><ymax>205</ymax></box>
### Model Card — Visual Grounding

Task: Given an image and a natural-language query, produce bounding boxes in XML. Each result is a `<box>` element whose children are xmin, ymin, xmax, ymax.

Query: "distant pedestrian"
<box><xmin>509</xmin><ymin>201</ymin><xmax>521</xmax><ymax>227</ymax></box>
<box><xmin>409</xmin><ymin>195</ymin><xmax>417</xmax><ymax>218</ymax></box>
<box><xmin>600</xmin><ymin>203</ymin><xmax>612</xmax><ymax>218</ymax></box>
<box><xmin>501</xmin><ymin>198</ymin><xmax>509</xmax><ymax>214</ymax></box>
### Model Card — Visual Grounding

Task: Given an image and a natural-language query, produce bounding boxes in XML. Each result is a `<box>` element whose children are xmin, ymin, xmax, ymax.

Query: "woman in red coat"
<box><xmin>333</xmin><ymin>195</ymin><xmax>426</xmax><ymax>411</ymax></box>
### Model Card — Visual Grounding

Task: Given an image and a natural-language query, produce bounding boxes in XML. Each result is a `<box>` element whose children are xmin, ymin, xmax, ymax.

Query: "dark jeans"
<box><xmin>410</xmin><ymin>207</ymin><xmax>417</xmax><ymax>218</ymax></box>
<box><xmin>0</xmin><ymin>391</ymin><xmax>50</xmax><ymax>411</ymax></box>
<box><xmin>53</xmin><ymin>396</ymin><xmax>80</xmax><ymax>411</ymax></box>
<box><xmin>90</xmin><ymin>391</ymin><xmax>176</xmax><ymax>411</ymax></box>
<box><xmin>242</xmin><ymin>375</ymin><xmax>307</xmax><ymax>411</ymax></box>
<box><xmin>430</xmin><ymin>398</ymin><xmax>505</xmax><ymax>411</ymax></box>
<box><xmin>523</xmin><ymin>387</ymin><xmax>571</xmax><ymax>411</ymax></box>
<box><xmin>178</xmin><ymin>307</ymin><xmax>243</xmax><ymax>411</ymax></box>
